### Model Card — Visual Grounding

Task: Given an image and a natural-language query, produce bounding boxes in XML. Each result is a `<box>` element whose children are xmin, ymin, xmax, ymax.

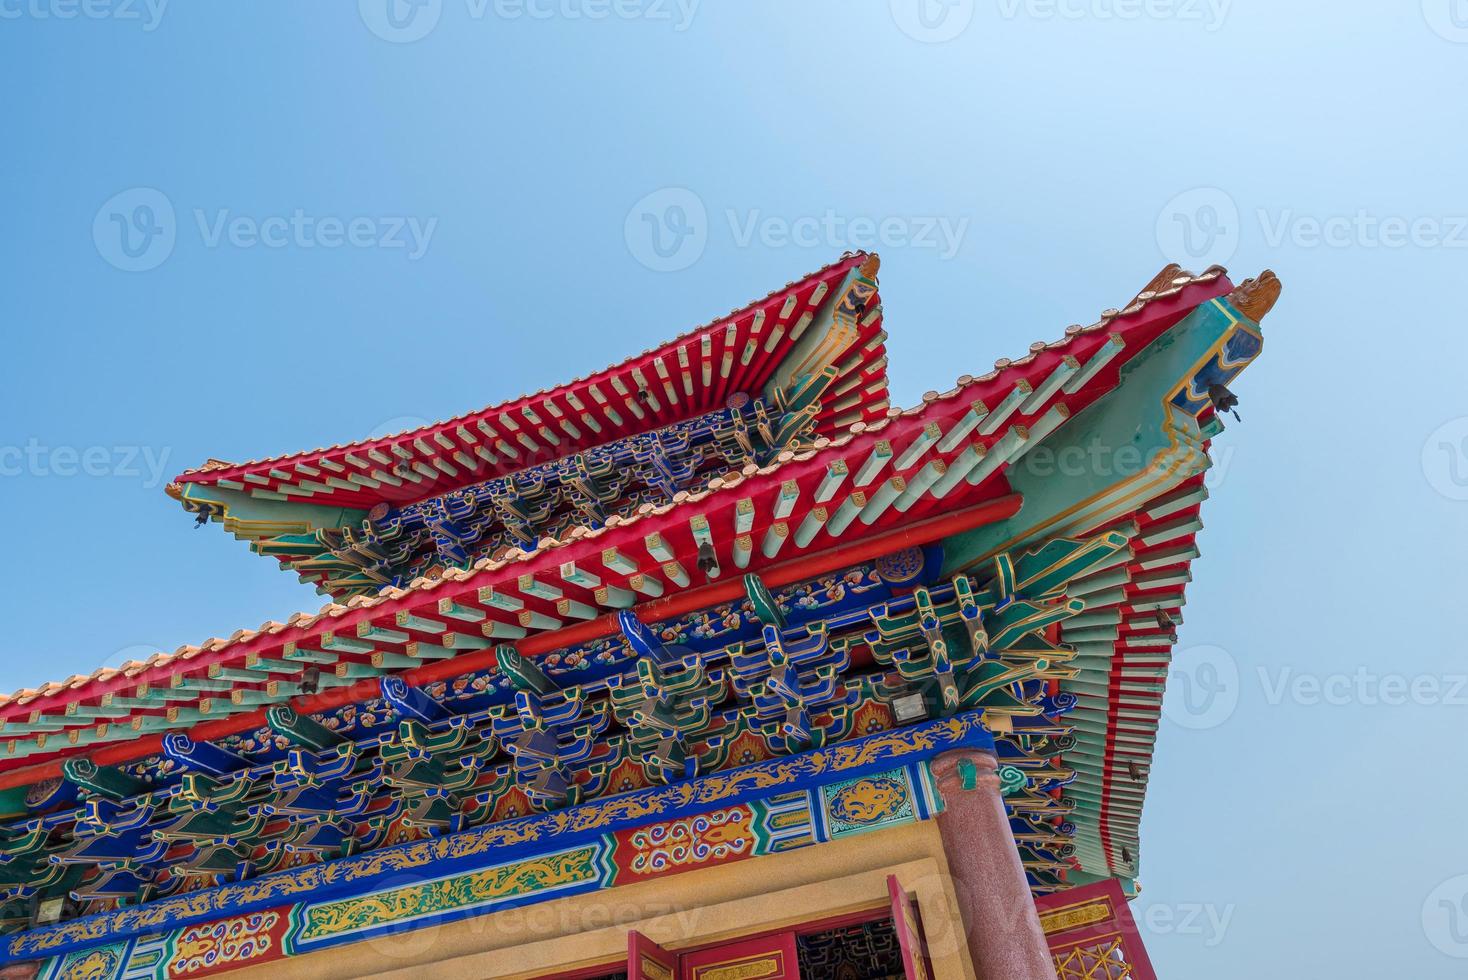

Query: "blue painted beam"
<box><xmin>3</xmin><ymin>711</ymin><xmax>994</xmax><ymax>964</ymax></box>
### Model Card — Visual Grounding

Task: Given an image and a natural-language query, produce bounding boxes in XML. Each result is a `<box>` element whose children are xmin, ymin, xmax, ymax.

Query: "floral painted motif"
<box><xmin>721</xmin><ymin>729</ymin><xmax>776</xmax><ymax>769</ymax></box>
<box><xmin>602</xmin><ymin>757</ymin><xmax>654</xmax><ymax>797</ymax></box>
<box><xmin>169</xmin><ymin>911</ymin><xmax>281</xmax><ymax>976</ymax></box>
<box><xmin>852</xmin><ymin>700</ymin><xmax>896</xmax><ymax>737</ymax></box>
<box><xmin>484</xmin><ymin>785</ymin><xmax>535</xmax><ymax>824</ymax></box>
<box><xmin>24</xmin><ymin>778</ymin><xmax>63</xmax><ymax>808</ymax></box>
<box><xmin>875</xmin><ymin>546</ymin><xmax>926</xmax><ymax>585</ymax></box>
<box><xmin>619</xmin><ymin>808</ymin><xmax>755</xmax><ymax>880</ymax></box>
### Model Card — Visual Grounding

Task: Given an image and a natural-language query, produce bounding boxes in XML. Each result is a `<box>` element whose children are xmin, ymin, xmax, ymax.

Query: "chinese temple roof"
<box><xmin>0</xmin><ymin>262</ymin><xmax>1234</xmax><ymax>749</ymax></box>
<box><xmin>168</xmin><ymin>253</ymin><xmax>892</xmax><ymax>598</ymax></box>
<box><xmin>0</xmin><ymin>254</ymin><xmax>1280</xmax><ymax>957</ymax></box>
<box><xmin>173</xmin><ymin>253</ymin><xmax>889</xmax><ymax>498</ymax></box>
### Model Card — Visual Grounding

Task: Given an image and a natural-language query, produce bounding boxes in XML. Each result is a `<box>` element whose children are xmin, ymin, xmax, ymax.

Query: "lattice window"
<box><xmin>1053</xmin><ymin>937</ymin><xmax>1137</xmax><ymax>979</ymax></box>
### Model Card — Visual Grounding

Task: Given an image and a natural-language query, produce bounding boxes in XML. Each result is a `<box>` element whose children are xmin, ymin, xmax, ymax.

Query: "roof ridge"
<box><xmin>1</xmin><ymin>263</ymin><xmax>1230</xmax><ymax>714</ymax></box>
<box><xmin>171</xmin><ymin>251</ymin><xmax>872</xmax><ymax>485</ymax></box>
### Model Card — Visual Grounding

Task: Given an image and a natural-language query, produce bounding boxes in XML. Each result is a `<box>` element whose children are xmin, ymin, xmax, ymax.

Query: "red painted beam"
<box><xmin>0</xmin><ymin>492</ymin><xmax>1021</xmax><ymax>793</ymax></box>
<box><xmin>10</xmin><ymin>276</ymin><xmax>1232</xmax><ymax>726</ymax></box>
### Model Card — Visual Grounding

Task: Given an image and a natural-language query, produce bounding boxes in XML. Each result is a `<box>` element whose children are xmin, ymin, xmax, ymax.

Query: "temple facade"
<box><xmin>0</xmin><ymin>253</ymin><xmax>1279</xmax><ymax>979</ymax></box>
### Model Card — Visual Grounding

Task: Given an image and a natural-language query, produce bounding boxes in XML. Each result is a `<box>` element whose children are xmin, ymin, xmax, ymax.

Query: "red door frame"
<box><xmin>888</xmin><ymin>874</ymin><xmax>934</xmax><ymax>980</ymax></box>
<box><xmin>678</xmin><ymin>929</ymin><xmax>800</xmax><ymax>980</ymax></box>
<box><xmin>671</xmin><ymin>903</ymin><xmax>893</xmax><ymax>958</ymax></box>
<box><xmin>629</xmin><ymin>930</ymin><xmax>679</xmax><ymax>980</ymax></box>
<box><xmin>537</xmin><ymin>900</ymin><xmax>929</xmax><ymax>978</ymax></box>
<box><xmin>529</xmin><ymin>964</ymin><xmax>629</xmax><ymax>980</ymax></box>
<box><xmin>1035</xmin><ymin>878</ymin><xmax>1158</xmax><ymax>980</ymax></box>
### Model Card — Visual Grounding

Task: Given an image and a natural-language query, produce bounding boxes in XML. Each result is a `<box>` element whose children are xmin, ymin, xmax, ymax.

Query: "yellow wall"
<box><xmin>234</xmin><ymin>820</ymin><xmax>977</xmax><ymax>979</ymax></box>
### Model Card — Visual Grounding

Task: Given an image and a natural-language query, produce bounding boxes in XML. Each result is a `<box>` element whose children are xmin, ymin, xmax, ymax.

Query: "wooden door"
<box><xmin>888</xmin><ymin>875</ymin><xmax>932</xmax><ymax>980</ymax></box>
<box><xmin>1034</xmin><ymin>878</ymin><xmax>1158</xmax><ymax>980</ymax></box>
<box><xmin>628</xmin><ymin>930</ymin><xmax>678</xmax><ymax>980</ymax></box>
<box><xmin>678</xmin><ymin>929</ymin><xmax>800</xmax><ymax>980</ymax></box>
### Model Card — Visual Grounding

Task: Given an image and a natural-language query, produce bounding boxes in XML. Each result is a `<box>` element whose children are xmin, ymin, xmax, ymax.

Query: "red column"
<box><xmin>930</xmin><ymin>749</ymin><xmax>1057</xmax><ymax>980</ymax></box>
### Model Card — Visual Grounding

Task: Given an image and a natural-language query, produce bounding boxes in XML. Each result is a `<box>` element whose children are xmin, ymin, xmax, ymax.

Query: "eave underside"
<box><xmin>0</xmin><ymin>264</ymin><xmax>1280</xmax><ymax>961</ymax></box>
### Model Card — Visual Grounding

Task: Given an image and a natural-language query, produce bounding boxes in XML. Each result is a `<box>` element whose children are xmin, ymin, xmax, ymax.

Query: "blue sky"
<box><xmin>2</xmin><ymin>1</ymin><xmax>1466</xmax><ymax>975</ymax></box>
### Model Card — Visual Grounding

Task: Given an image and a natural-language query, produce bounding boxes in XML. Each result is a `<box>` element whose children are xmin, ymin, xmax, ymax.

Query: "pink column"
<box><xmin>930</xmin><ymin>749</ymin><xmax>1057</xmax><ymax>980</ymax></box>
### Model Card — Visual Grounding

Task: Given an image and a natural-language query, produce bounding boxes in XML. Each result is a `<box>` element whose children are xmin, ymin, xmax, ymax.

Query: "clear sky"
<box><xmin>2</xmin><ymin>2</ymin><xmax>1465</xmax><ymax>975</ymax></box>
